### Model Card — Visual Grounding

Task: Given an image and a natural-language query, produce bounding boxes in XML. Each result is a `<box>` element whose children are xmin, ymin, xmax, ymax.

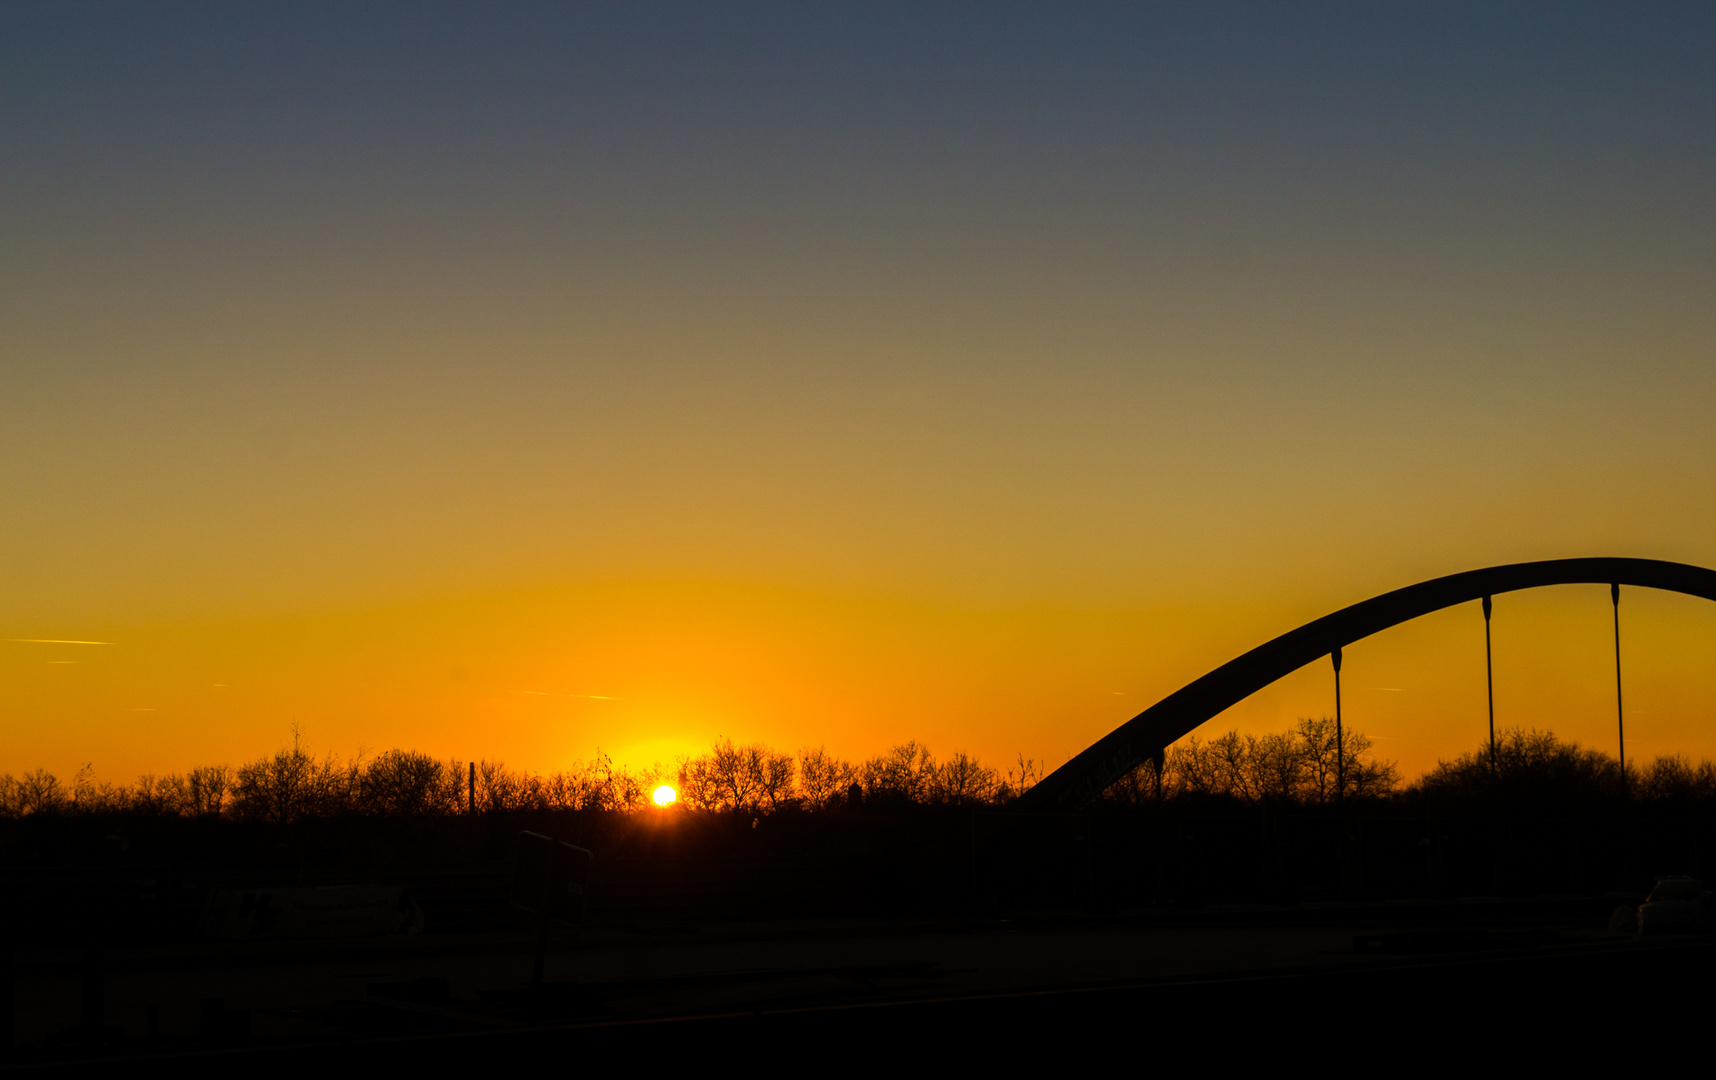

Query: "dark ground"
<box><xmin>4</xmin><ymin>806</ymin><xmax>1709</xmax><ymax>1069</ymax></box>
<box><xmin>8</xmin><ymin>921</ymin><xmax>1707</xmax><ymax>1070</ymax></box>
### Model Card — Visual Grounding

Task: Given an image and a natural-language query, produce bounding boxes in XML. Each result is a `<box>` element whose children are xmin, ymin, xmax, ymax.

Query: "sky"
<box><xmin>3</xmin><ymin>2</ymin><xmax>1714</xmax><ymax>785</ymax></box>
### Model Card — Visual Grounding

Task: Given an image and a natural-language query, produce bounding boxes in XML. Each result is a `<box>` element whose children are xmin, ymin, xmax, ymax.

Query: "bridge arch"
<box><xmin>1014</xmin><ymin>557</ymin><xmax>1716</xmax><ymax>811</ymax></box>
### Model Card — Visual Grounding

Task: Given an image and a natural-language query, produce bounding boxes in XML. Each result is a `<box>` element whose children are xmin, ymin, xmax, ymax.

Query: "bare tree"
<box><xmin>1210</xmin><ymin>733</ymin><xmax>1260</xmax><ymax>801</ymax></box>
<box><xmin>676</xmin><ymin>754</ymin><xmax>721</xmax><ymax>811</ymax></box>
<box><xmin>1167</xmin><ymin>736</ymin><xmax>1220</xmax><ymax>796</ymax></box>
<box><xmin>70</xmin><ymin>764</ymin><xmax>127</xmax><ymax>812</ymax></box>
<box><xmin>1160</xmin><ymin>719</ymin><xmax>1396</xmax><ymax>804</ymax></box>
<box><xmin>475</xmin><ymin>759</ymin><xmax>525</xmax><ymax>811</ymax></box>
<box><xmin>675</xmin><ymin>739</ymin><xmax>789</xmax><ymax>813</ymax></box>
<box><xmin>1250</xmin><ymin>732</ymin><xmax>1304</xmax><ymax>803</ymax></box>
<box><xmin>797</xmin><ymin>746</ymin><xmax>855</xmax><ymax>809</ymax></box>
<box><xmin>710</xmin><ymin>739</ymin><xmax>765</xmax><ymax>811</ymax></box>
<box><xmin>998</xmin><ymin>754</ymin><xmax>1042</xmax><ymax>801</ymax></box>
<box><xmin>361</xmin><ymin>750</ymin><xmax>445</xmax><ymax>816</ymax></box>
<box><xmin>1098</xmin><ymin>761</ymin><xmax>1156</xmax><ymax>805</ymax></box>
<box><xmin>1417</xmin><ymin>727</ymin><xmax>1608</xmax><ymax>799</ymax></box>
<box><xmin>1637</xmin><ymin>755</ymin><xmax>1716</xmax><ymax>801</ymax></box>
<box><xmin>932</xmin><ymin>751</ymin><xmax>998</xmax><ymax>805</ymax></box>
<box><xmin>16</xmin><ymin>769</ymin><xmax>65</xmax><ymax>815</ymax></box>
<box><xmin>1295</xmin><ymin>717</ymin><xmax>1341</xmax><ymax>804</ymax></box>
<box><xmin>233</xmin><ymin>730</ymin><xmax>360</xmax><ymax>821</ymax></box>
<box><xmin>758</xmin><ymin>750</ymin><xmax>796</xmax><ymax>811</ymax></box>
<box><xmin>131</xmin><ymin>774</ymin><xmax>173</xmax><ymax>815</ymax></box>
<box><xmin>862</xmin><ymin>742</ymin><xmax>936</xmax><ymax>803</ymax></box>
<box><xmin>575</xmin><ymin>751</ymin><xmax>658</xmax><ymax>810</ymax></box>
<box><xmin>186</xmin><ymin>765</ymin><xmax>231</xmax><ymax>816</ymax></box>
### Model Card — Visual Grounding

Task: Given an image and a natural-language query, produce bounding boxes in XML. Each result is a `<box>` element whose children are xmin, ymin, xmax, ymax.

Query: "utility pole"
<box><xmin>1483</xmin><ymin>595</ymin><xmax>1496</xmax><ymax>778</ymax></box>
<box><xmin>1332</xmin><ymin>646</ymin><xmax>1344</xmax><ymax>806</ymax></box>
<box><xmin>1612</xmin><ymin>583</ymin><xmax>1626</xmax><ymax>797</ymax></box>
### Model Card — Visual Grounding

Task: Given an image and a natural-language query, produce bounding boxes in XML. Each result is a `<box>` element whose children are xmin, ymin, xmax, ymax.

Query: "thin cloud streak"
<box><xmin>511</xmin><ymin>690</ymin><xmax>617</xmax><ymax>700</ymax></box>
<box><xmin>6</xmin><ymin>639</ymin><xmax>116</xmax><ymax>645</ymax></box>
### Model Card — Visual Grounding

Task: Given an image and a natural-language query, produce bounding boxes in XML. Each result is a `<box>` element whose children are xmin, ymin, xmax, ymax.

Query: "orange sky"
<box><xmin>3</xmin><ymin>7</ymin><xmax>1714</xmax><ymax>787</ymax></box>
<box><xmin>7</xmin><ymin>571</ymin><xmax>1716</xmax><ymax>787</ymax></box>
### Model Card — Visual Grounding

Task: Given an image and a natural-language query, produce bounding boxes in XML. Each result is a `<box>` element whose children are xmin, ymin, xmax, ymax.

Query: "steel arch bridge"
<box><xmin>1013</xmin><ymin>557</ymin><xmax>1716</xmax><ymax>811</ymax></box>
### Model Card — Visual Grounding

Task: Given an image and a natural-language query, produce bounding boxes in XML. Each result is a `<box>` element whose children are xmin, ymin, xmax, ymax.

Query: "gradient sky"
<box><xmin>3</xmin><ymin>3</ymin><xmax>1714</xmax><ymax>785</ymax></box>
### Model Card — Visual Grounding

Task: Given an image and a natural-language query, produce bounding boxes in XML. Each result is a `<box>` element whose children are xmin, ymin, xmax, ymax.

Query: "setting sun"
<box><xmin>652</xmin><ymin>785</ymin><xmax>677</xmax><ymax>807</ymax></box>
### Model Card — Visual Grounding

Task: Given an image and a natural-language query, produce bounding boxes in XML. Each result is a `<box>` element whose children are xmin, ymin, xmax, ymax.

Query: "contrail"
<box><xmin>6</xmin><ymin>638</ymin><xmax>115</xmax><ymax>645</ymax></box>
<box><xmin>513</xmin><ymin>690</ymin><xmax>616</xmax><ymax>700</ymax></box>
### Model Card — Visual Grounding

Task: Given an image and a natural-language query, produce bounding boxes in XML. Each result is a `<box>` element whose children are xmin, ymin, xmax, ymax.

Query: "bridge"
<box><xmin>1014</xmin><ymin>557</ymin><xmax>1716</xmax><ymax>811</ymax></box>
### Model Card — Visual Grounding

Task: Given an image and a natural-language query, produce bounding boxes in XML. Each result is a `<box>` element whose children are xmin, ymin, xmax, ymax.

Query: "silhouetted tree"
<box><xmin>71</xmin><ymin>763</ymin><xmax>128</xmax><ymax>812</ymax></box>
<box><xmin>675</xmin><ymin>739</ymin><xmax>793</xmax><ymax>813</ymax></box>
<box><xmin>475</xmin><ymin>759</ymin><xmax>526</xmax><ymax>811</ymax></box>
<box><xmin>130</xmin><ymin>774</ymin><xmax>176</xmax><ymax>816</ymax></box>
<box><xmin>185</xmin><ymin>765</ymin><xmax>231</xmax><ymax>815</ymax></box>
<box><xmin>1166</xmin><ymin>736</ymin><xmax>1221</xmax><ymax>796</ymax></box>
<box><xmin>1252</xmin><ymin>731</ymin><xmax>1304</xmax><ymax>803</ymax></box>
<box><xmin>758</xmin><ymin>749</ymin><xmax>796</xmax><ymax>810</ymax></box>
<box><xmin>232</xmin><ymin>729</ymin><xmax>359</xmax><ymax>821</ymax></box>
<box><xmin>1415</xmin><ymin>728</ymin><xmax>1623</xmax><ymax>805</ymax></box>
<box><xmin>862</xmin><ymin>742</ymin><xmax>935</xmax><ymax>803</ymax></box>
<box><xmin>1637</xmin><ymin>754</ymin><xmax>1716</xmax><ymax>801</ymax></box>
<box><xmin>15</xmin><ymin>769</ymin><xmax>65</xmax><ymax>815</ymax></box>
<box><xmin>933</xmin><ymin>751</ymin><xmax>998</xmax><ymax>805</ymax></box>
<box><xmin>997</xmin><ymin>754</ymin><xmax>1041</xmax><ymax>802</ymax></box>
<box><xmin>1150</xmin><ymin>717</ymin><xmax>1397</xmax><ymax>804</ymax></box>
<box><xmin>797</xmin><ymin>746</ymin><xmax>856</xmax><ymax>809</ymax></box>
<box><xmin>361</xmin><ymin>750</ymin><xmax>446</xmax><ymax>816</ymax></box>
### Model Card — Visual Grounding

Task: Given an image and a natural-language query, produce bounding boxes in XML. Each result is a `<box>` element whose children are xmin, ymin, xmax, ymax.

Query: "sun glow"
<box><xmin>652</xmin><ymin>784</ymin><xmax>677</xmax><ymax>807</ymax></box>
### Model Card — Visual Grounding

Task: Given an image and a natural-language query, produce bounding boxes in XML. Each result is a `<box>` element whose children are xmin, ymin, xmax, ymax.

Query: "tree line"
<box><xmin>1102</xmin><ymin>716</ymin><xmax>1400</xmax><ymax>804</ymax></box>
<box><xmin>0</xmin><ymin>733</ymin><xmax>661</xmax><ymax>822</ymax></box>
<box><xmin>675</xmin><ymin>739</ymin><xmax>1033</xmax><ymax>812</ymax></box>
<box><xmin>0</xmin><ymin>730</ymin><xmax>1036</xmax><ymax>822</ymax></box>
<box><xmin>1415</xmin><ymin>727</ymin><xmax>1716</xmax><ymax>803</ymax></box>
<box><xmin>1103</xmin><ymin>720</ymin><xmax>1716</xmax><ymax>808</ymax></box>
<box><xmin>5</xmin><ymin>719</ymin><xmax>1714</xmax><ymax>821</ymax></box>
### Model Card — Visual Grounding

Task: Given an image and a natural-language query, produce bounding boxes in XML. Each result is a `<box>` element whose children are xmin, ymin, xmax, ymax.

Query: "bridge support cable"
<box><xmin>1612</xmin><ymin>583</ymin><xmax>1626</xmax><ymax>798</ymax></box>
<box><xmin>1483</xmin><ymin>595</ymin><xmax>1496</xmax><ymax>778</ymax></box>
<box><xmin>1332</xmin><ymin>647</ymin><xmax>1344</xmax><ymax>806</ymax></box>
<box><xmin>1015</xmin><ymin>557</ymin><xmax>1716</xmax><ymax>812</ymax></box>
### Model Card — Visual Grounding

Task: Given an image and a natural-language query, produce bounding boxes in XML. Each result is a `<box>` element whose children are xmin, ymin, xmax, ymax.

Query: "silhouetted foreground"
<box><xmin>6</xmin><ymin>727</ymin><xmax>1715</xmax><ymax>1065</ymax></box>
<box><xmin>5</xmin><ymin>727</ymin><xmax>1715</xmax><ymax>921</ymax></box>
<box><xmin>10</xmin><ymin>924</ymin><xmax>1710</xmax><ymax>1068</ymax></box>
<box><xmin>11</xmin><ymin>718</ymin><xmax>1709</xmax><ymax>824</ymax></box>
